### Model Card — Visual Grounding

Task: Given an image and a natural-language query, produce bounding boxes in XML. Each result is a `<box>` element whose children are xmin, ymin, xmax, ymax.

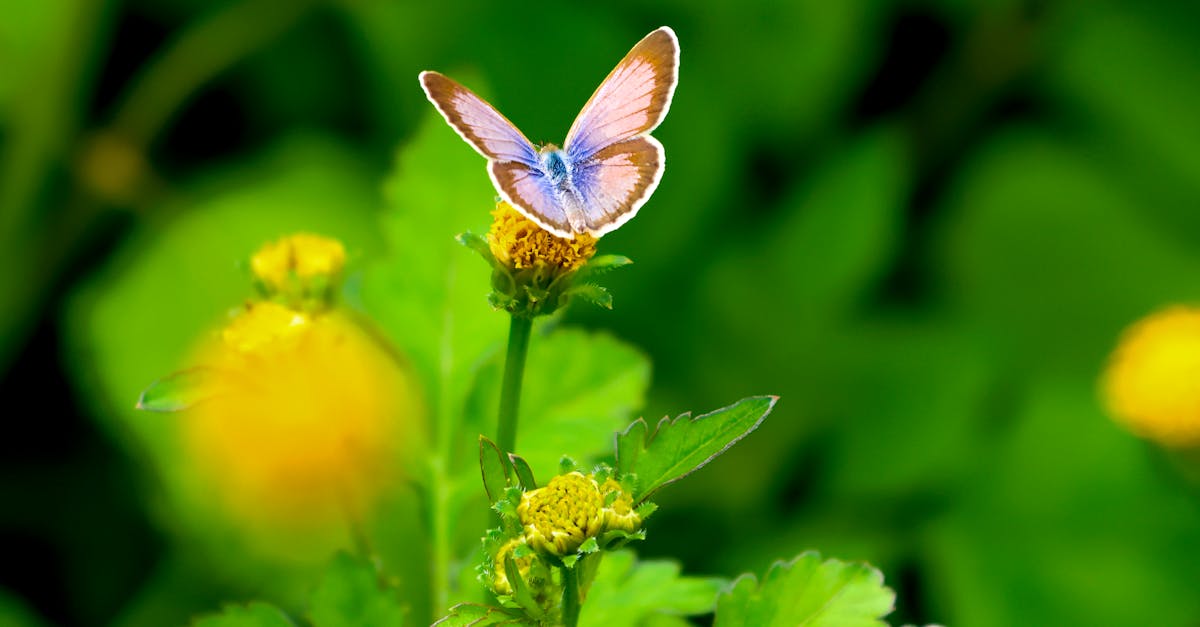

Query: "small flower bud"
<box><xmin>251</xmin><ymin>233</ymin><xmax>346</xmax><ymax>310</ymax></box>
<box><xmin>1104</xmin><ymin>305</ymin><xmax>1200</xmax><ymax>448</ymax></box>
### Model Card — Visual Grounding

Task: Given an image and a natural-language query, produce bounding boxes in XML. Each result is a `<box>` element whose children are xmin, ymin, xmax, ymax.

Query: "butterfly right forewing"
<box><xmin>564</xmin><ymin>27</ymin><xmax>680</xmax><ymax>161</ymax></box>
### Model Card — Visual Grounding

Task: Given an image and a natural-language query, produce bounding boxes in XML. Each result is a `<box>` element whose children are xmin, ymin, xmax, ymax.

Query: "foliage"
<box><xmin>715</xmin><ymin>552</ymin><xmax>894</xmax><ymax>627</ymax></box>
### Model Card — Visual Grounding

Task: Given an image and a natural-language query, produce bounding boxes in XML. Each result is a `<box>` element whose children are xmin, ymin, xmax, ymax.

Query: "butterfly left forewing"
<box><xmin>419</xmin><ymin>71</ymin><xmax>539</xmax><ymax>165</ymax></box>
<box><xmin>564</xmin><ymin>27</ymin><xmax>679</xmax><ymax>161</ymax></box>
<box><xmin>571</xmin><ymin>136</ymin><xmax>664</xmax><ymax>237</ymax></box>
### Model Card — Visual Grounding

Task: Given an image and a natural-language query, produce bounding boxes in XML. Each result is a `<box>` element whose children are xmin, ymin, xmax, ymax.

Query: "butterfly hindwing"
<box><xmin>489</xmin><ymin>161</ymin><xmax>573</xmax><ymax>236</ymax></box>
<box><xmin>571</xmin><ymin>136</ymin><xmax>664</xmax><ymax>236</ymax></box>
<box><xmin>565</xmin><ymin>27</ymin><xmax>679</xmax><ymax>162</ymax></box>
<box><xmin>419</xmin><ymin>71</ymin><xmax>539</xmax><ymax>166</ymax></box>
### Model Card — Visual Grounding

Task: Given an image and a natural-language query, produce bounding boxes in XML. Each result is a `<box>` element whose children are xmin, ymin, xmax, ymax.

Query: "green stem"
<box><xmin>561</xmin><ymin>566</ymin><xmax>581</xmax><ymax>627</ymax></box>
<box><xmin>496</xmin><ymin>315</ymin><xmax>532</xmax><ymax>454</ymax></box>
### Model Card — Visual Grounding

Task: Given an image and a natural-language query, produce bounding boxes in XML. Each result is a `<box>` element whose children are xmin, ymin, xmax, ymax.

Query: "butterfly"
<box><xmin>419</xmin><ymin>27</ymin><xmax>679</xmax><ymax>239</ymax></box>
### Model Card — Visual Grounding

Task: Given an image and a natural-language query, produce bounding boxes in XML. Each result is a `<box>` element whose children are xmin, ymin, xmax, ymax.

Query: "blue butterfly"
<box><xmin>419</xmin><ymin>27</ymin><xmax>679</xmax><ymax>238</ymax></box>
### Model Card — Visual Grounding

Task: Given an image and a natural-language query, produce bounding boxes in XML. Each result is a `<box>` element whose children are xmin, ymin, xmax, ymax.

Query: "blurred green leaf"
<box><xmin>937</xmin><ymin>130</ymin><xmax>1200</xmax><ymax>374</ymax></box>
<box><xmin>616</xmin><ymin>396</ymin><xmax>776</xmax><ymax>503</ymax></box>
<box><xmin>579</xmin><ymin>551</ymin><xmax>724</xmax><ymax>627</ymax></box>
<box><xmin>924</xmin><ymin>377</ymin><xmax>1200</xmax><ymax>627</ymax></box>
<box><xmin>0</xmin><ymin>588</ymin><xmax>48</xmax><ymax>627</ymax></box>
<box><xmin>361</xmin><ymin>110</ymin><xmax>505</xmax><ymax>455</ymax></box>
<box><xmin>432</xmin><ymin>603</ymin><xmax>526</xmax><ymax>627</ymax></box>
<box><xmin>1048</xmin><ymin>4</ymin><xmax>1200</xmax><ymax>234</ymax></box>
<box><xmin>715</xmin><ymin>552</ymin><xmax>894</xmax><ymax>627</ymax></box>
<box><xmin>191</xmin><ymin>603</ymin><xmax>294</xmax><ymax>627</ymax></box>
<box><xmin>136</xmin><ymin>367</ymin><xmax>214</xmax><ymax>412</ymax></box>
<box><xmin>307</xmin><ymin>552</ymin><xmax>406</xmax><ymax>627</ymax></box>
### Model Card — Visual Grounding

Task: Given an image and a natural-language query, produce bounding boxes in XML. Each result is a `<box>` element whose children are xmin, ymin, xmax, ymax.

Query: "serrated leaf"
<box><xmin>575</xmin><ymin>255</ymin><xmax>633</xmax><ymax>281</ymax></box>
<box><xmin>616</xmin><ymin>396</ymin><xmax>777</xmax><ymax>502</ymax></box>
<box><xmin>566</xmin><ymin>283</ymin><xmax>612</xmax><ymax>309</ymax></box>
<box><xmin>715</xmin><ymin>552</ymin><xmax>894</xmax><ymax>627</ymax></box>
<box><xmin>432</xmin><ymin>603</ymin><xmax>527</xmax><ymax>626</ymax></box>
<box><xmin>136</xmin><ymin>367</ymin><xmax>216</xmax><ymax>412</ymax></box>
<box><xmin>307</xmin><ymin>552</ymin><xmax>406</xmax><ymax>627</ymax></box>
<box><xmin>191</xmin><ymin>603</ymin><xmax>295</xmax><ymax>627</ymax></box>
<box><xmin>578</xmin><ymin>551</ymin><xmax>725</xmax><ymax>627</ymax></box>
<box><xmin>480</xmin><ymin>436</ymin><xmax>512</xmax><ymax>504</ymax></box>
<box><xmin>508</xmin><ymin>453</ymin><xmax>537</xmax><ymax>490</ymax></box>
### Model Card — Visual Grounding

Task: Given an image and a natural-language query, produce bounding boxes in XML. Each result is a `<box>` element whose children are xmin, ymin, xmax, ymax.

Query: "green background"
<box><xmin>3</xmin><ymin>0</ymin><xmax>1200</xmax><ymax>625</ymax></box>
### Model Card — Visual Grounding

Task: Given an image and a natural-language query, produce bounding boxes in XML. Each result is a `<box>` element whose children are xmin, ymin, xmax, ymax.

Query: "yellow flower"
<box><xmin>516</xmin><ymin>471</ymin><xmax>643</xmax><ymax>557</ymax></box>
<box><xmin>251</xmin><ymin>233</ymin><xmax>346</xmax><ymax>304</ymax></box>
<box><xmin>518</xmin><ymin>472</ymin><xmax>604</xmax><ymax>556</ymax></box>
<box><xmin>598</xmin><ymin>478</ymin><xmax>641</xmax><ymax>533</ymax></box>
<box><xmin>1104</xmin><ymin>306</ymin><xmax>1200</xmax><ymax>448</ymax></box>
<box><xmin>182</xmin><ymin>300</ymin><xmax>419</xmax><ymax>537</ymax></box>
<box><xmin>488</xmin><ymin>202</ymin><xmax>596</xmax><ymax>272</ymax></box>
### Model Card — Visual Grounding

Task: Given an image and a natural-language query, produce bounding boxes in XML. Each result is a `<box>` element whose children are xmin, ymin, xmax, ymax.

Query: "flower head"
<box><xmin>518</xmin><ymin>472</ymin><xmax>604</xmax><ymax>556</ymax></box>
<box><xmin>1104</xmin><ymin>305</ymin><xmax>1200</xmax><ymax>448</ymax></box>
<box><xmin>515</xmin><ymin>470</ymin><xmax>643</xmax><ymax>558</ymax></box>
<box><xmin>182</xmin><ymin>300</ymin><xmax>418</xmax><ymax>538</ymax></box>
<box><xmin>251</xmin><ymin>233</ymin><xmax>346</xmax><ymax>309</ymax></box>
<box><xmin>461</xmin><ymin>202</ymin><xmax>621</xmax><ymax>318</ymax></box>
<box><xmin>488</xmin><ymin>202</ymin><xmax>596</xmax><ymax>272</ymax></box>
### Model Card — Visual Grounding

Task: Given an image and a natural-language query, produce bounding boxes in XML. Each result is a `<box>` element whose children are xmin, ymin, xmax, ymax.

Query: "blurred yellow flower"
<box><xmin>251</xmin><ymin>233</ymin><xmax>346</xmax><ymax>302</ymax></box>
<box><xmin>182</xmin><ymin>300</ymin><xmax>418</xmax><ymax>534</ymax></box>
<box><xmin>488</xmin><ymin>202</ymin><xmax>596</xmax><ymax>272</ymax></box>
<box><xmin>1104</xmin><ymin>306</ymin><xmax>1200</xmax><ymax>448</ymax></box>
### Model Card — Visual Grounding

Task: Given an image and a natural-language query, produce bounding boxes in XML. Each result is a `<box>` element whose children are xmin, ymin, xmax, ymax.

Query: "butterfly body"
<box><xmin>420</xmin><ymin>27</ymin><xmax>679</xmax><ymax>238</ymax></box>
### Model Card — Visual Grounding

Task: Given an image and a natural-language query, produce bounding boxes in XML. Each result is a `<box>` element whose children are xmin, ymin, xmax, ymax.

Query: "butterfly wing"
<box><xmin>570</xmin><ymin>136</ymin><xmax>664</xmax><ymax>237</ymax></box>
<box><xmin>419</xmin><ymin>71</ymin><xmax>540</xmax><ymax>166</ymax></box>
<box><xmin>489</xmin><ymin>161</ymin><xmax>573</xmax><ymax>237</ymax></box>
<box><xmin>564</xmin><ymin>27</ymin><xmax>679</xmax><ymax>162</ymax></box>
<box><xmin>421</xmin><ymin>71</ymin><xmax>574</xmax><ymax>234</ymax></box>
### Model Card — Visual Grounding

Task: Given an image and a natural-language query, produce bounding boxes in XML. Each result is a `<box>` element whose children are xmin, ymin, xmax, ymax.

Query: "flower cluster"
<box><xmin>142</xmin><ymin>233</ymin><xmax>418</xmax><ymax>550</ymax></box>
<box><xmin>480</xmin><ymin>465</ymin><xmax>649</xmax><ymax>611</ymax></box>
<box><xmin>461</xmin><ymin>201</ymin><xmax>628</xmax><ymax>318</ymax></box>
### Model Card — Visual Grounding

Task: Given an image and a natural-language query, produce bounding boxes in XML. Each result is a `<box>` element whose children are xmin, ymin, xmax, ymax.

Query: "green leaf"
<box><xmin>575</xmin><ymin>255</ymin><xmax>633</xmax><ymax>282</ymax></box>
<box><xmin>616</xmin><ymin>396</ymin><xmax>777</xmax><ymax>502</ymax></box>
<box><xmin>715</xmin><ymin>552</ymin><xmax>893</xmax><ymax>627</ymax></box>
<box><xmin>504</xmin><ymin>554</ymin><xmax>543</xmax><ymax>620</ymax></box>
<box><xmin>578</xmin><ymin>551</ymin><xmax>725</xmax><ymax>627</ymax></box>
<box><xmin>191</xmin><ymin>603</ymin><xmax>295</xmax><ymax>627</ymax></box>
<box><xmin>565</xmin><ymin>283</ymin><xmax>612</xmax><ymax>310</ymax></box>
<box><xmin>507</xmin><ymin>453</ymin><xmax>537</xmax><ymax>490</ymax></box>
<box><xmin>432</xmin><ymin>604</ymin><xmax>528</xmax><ymax>626</ymax></box>
<box><xmin>479</xmin><ymin>436</ymin><xmax>512</xmax><ymax>504</ymax></box>
<box><xmin>466</xmin><ymin>328</ymin><xmax>650</xmax><ymax>480</ymax></box>
<box><xmin>456</xmin><ymin>231</ymin><xmax>496</xmax><ymax>267</ymax></box>
<box><xmin>136</xmin><ymin>367</ymin><xmax>215</xmax><ymax>412</ymax></box>
<box><xmin>307</xmin><ymin>552</ymin><xmax>407</xmax><ymax>627</ymax></box>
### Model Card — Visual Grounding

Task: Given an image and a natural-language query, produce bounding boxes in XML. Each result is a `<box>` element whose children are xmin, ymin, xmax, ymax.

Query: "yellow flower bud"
<box><xmin>1104</xmin><ymin>306</ymin><xmax>1200</xmax><ymax>448</ymax></box>
<box><xmin>515</xmin><ymin>471</ymin><xmax>643</xmax><ymax>558</ymax></box>
<box><xmin>250</xmin><ymin>233</ymin><xmax>346</xmax><ymax>307</ymax></box>
<box><xmin>518</xmin><ymin>472</ymin><xmax>604</xmax><ymax>556</ymax></box>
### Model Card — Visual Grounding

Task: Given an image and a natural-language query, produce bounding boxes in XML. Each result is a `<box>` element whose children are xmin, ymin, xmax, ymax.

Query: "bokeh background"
<box><xmin>4</xmin><ymin>0</ymin><xmax>1200</xmax><ymax>625</ymax></box>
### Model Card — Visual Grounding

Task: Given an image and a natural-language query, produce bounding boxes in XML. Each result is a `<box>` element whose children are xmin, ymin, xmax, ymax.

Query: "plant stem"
<box><xmin>496</xmin><ymin>315</ymin><xmax>532</xmax><ymax>454</ymax></box>
<box><xmin>561</xmin><ymin>566</ymin><xmax>581</xmax><ymax>627</ymax></box>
